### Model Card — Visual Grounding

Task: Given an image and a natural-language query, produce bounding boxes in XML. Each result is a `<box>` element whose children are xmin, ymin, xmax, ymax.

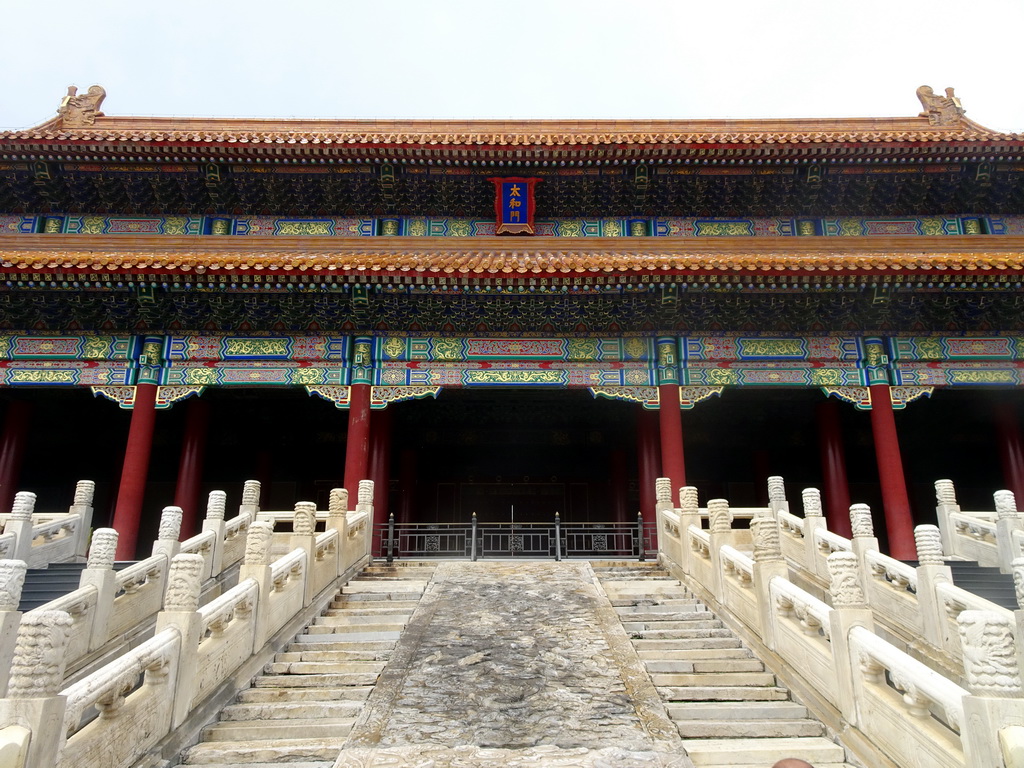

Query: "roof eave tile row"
<box><xmin>2</xmin><ymin>236</ymin><xmax>1022</xmax><ymax>274</ymax></box>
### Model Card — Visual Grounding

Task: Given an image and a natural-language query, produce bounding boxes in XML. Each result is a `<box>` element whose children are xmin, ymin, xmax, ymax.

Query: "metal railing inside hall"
<box><xmin>373</xmin><ymin>512</ymin><xmax>655</xmax><ymax>562</ymax></box>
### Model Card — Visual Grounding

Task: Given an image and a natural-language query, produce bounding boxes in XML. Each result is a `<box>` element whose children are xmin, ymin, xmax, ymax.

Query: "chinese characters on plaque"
<box><xmin>489</xmin><ymin>177</ymin><xmax>540</xmax><ymax>235</ymax></box>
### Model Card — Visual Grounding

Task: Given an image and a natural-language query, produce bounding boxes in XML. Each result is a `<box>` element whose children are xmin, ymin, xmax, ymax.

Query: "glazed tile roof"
<box><xmin>3</xmin><ymin>115</ymin><xmax>1021</xmax><ymax>155</ymax></box>
<box><xmin>2</xmin><ymin>235</ymin><xmax>1022</xmax><ymax>274</ymax></box>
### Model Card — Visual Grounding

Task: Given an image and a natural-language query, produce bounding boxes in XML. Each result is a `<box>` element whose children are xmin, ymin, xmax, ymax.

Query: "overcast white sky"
<box><xmin>2</xmin><ymin>0</ymin><xmax>1021</xmax><ymax>132</ymax></box>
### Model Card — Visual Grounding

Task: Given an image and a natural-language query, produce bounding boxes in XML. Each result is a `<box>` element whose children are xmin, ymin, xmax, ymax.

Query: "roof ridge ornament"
<box><xmin>916</xmin><ymin>85</ymin><xmax>965</xmax><ymax>126</ymax></box>
<box><xmin>56</xmin><ymin>84</ymin><xmax>106</xmax><ymax>127</ymax></box>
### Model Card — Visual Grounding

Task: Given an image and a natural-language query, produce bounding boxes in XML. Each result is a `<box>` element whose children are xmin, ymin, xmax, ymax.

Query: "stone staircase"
<box><xmin>594</xmin><ymin>563</ymin><xmax>857</xmax><ymax>768</ymax></box>
<box><xmin>180</xmin><ymin>562</ymin><xmax>436</xmax><ymax>767</ymax></box>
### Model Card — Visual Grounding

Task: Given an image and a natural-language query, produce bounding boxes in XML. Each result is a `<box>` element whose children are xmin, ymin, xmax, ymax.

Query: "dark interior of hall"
<box><xmin>1</xmin><ymin>386</ymin><xmax>1018</xmax><ymax>546</ymax></box>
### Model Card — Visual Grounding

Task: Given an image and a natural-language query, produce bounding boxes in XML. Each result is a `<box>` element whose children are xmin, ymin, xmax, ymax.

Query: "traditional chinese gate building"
<box><xmin>1</xmin><ymin>86</ymin><xmax>1023</xmax><ymax>558</ymax></box>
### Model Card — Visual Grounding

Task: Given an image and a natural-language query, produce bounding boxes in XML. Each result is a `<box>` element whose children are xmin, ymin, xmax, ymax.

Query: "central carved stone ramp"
<box><xmin>179</xmin><ymin>561</ymin><xmax>436</xmax><ymax>767</ymax></box>
<box><xmin>595</xmin><ymin>563</ymin><xmax>856</xmax><ymax>768</ymax></box>
<box><xmin>336</xmin><ymin>561</ymin><xmax>692</xmax><ymax>767</ymax></box>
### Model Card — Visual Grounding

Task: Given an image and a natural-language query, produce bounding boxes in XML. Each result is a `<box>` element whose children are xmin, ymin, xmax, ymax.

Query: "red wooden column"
<box><xmin>112</xmin><ymin>382</ymin><xmax>159</xmax><ymax>559</ymax></box>
<box><xmin>610</xmin><ymin>449</ymin><xmax>628</xmax><ymax>523</ymax></box>
<box><xmin>173</xmin><ymin>397</ymin><xmax>210</xmax><ymax>538</ymax></box>
<box><xmin>398</xmin><ymin>448</ymin><xmax>417</xmax><ymax>525</ymax></box>
<box><xmin>112</xmin><ymin>337</ymin><xmax>165</xmax><ymax>559</ymax></box>
<box><xmin>657</xmin><ymin>338</ymin><xmax>687</xmax><ymax>494</ymax></box>
<box><xmin>343</xmin><ymin>337</ymin><xmax>374</xmax><ymax>495</ymax></box>
<box><xmin>636</xmin><ymin>407</ymin><xmax>660</xmax><ymax>523</ymax></box>
<box><xmin>995</xmin><ymin>400</ymin><xmax>1024</xmax><ymax>505</ymax></box>
<box><xmin>864</xmin><ymin>337</ymin><xmax>914</xmax><ymax>559</ymax></box>
<box><xmin>369</xmin><ymin>406</ymin><xmax>392</xmax><ymax>555</ymax></box>
<box><xmin>0</xmin><ymin>400</ymin><xmax>32</xmax><ymax>516</ymax></box>
<box><xmin>817</xmin><ymin>399</ymin><xmax>853</xmax><ymax>538</ymax></box>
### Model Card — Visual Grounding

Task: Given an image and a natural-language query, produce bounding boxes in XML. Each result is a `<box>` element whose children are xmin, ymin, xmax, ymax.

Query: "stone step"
<box><xmin>633</xmin><ymin>637</ymin><xmax>743</xmax><ymax>651</ymax></box>
<box><xmin>289</xmin><ymin>637</ymin><xmax>396</xmax><ymax>651</ymax></box>
<box><xmin>201</xmin><ymin>718</ymin><xmax>353</xmax><ymax>742</ymax></box>
<box><xmin>645</xmin><ymin>658</ymin><xmax>765</xmax><ymax>674</ymax></box>
<box><xmin>602</xmin><ymin>584</ymin><xmax>685</xmax><ymax>595</ymax></box>
<box><xmin>629</xmin><ymin>628</ymin><xmax>735</xmax><ymax>640</ymax></box>
<box><xmin>637</xmin><ymin>648</ymin><xmax>753</xmax><ymax>661</ymax></box>
<box><xmin>675</xmin><ymin>718</ymin><xmax>824</xmax><ymax>739</ymax></box>
<box><xmin>325</xmin><ymin>602</ymin><xmax>420</xmax><ymax>614</ymax></box>
<box><xmin>342</xmin><ymin>581</ymin><xmax>428</xmax><ymax>593</ymax></box>
<box><xmin>297</xmin><ymin>629</ymin><xmax>403</xmax><ymax>642</ymax></box>
<box><xmin>651</xmin><ymin>671</ymin><xmax>778</xmax><ymax>687</ymax></box>
<box><xmin>190</xmin><ymin>737</ymin><xmax>350</xmax><ymax>761</ymax></box>
<box><xmin>658</xmin><ymin>685</ymin><xmax>791</xmax><ymax>702</ymax></box>
<box><xmin>608</xmin><ymin>598</ymin><xmax>697</xmax><ymax>608</ymax></box>
<box><xmin>315</xmin><ymin>612</ymin><xmax>412</xmax><ymax>624</ymax></box>
<box><xmin>308</xmin><ymin>620</ymin><xmax>407</xmax><ymax>633</ymax></box>
<box><xmin>667</xmin><ymin>700</ymin><xmax>809</xmax><ymax>721</ymax></box>
<box><xmin>219</xmin><ymin>701</ymin><xmax>364</xmax><ymax>721</ymax></box>
<box><xmin>264</xmin><ymin>660</ymin><xmax>386</xmax><ymax>675</ymax></box>
<box><xmin>621</xmin><ymin>619</ymin><xmax>724</xmax><ymax>632</ymax></box>
<box><xmin>236</xmin><ymin>686</ymin><xmax>373</xmax><ymax>704</ymax></box>
<box><xmin>614</xmin><ymin>609</ymin><xmax>708</xmax><ymax>620</ymax></box>
<box><xmin>254</xmin><ymin>672</ymin><xmax>381</xmax><ymax>688</ymax></box>
<box><xmin>682</xmin><ymin>736</ymin><xmax>846</xmax><ymax>766</ymax></box>
<box><xmin>275</xmin><ymin>649</ymin><xmax>390</xmax><ymax>663</ymax></box>
<box><xmin>334</xmin><ymin>591</ymin><xmax>425</xmax><ymax>602</ymax></box>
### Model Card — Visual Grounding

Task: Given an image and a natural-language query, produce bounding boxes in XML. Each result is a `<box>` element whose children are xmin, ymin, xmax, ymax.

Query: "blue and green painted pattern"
<box><xmin>0</xmin><ymin>333</ymin><xmax>1022</xmax><ymax>391</ymax></box>
<box><xmin>4</xmin><ymin>214</ymin><xmax>1020</xmax><ymax>238</ymax></box>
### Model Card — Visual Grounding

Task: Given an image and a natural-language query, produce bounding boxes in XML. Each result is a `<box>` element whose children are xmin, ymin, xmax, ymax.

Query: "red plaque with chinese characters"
<box><xmin>488</xmin><ymin>177</ymin><xmax>540</xmax><ymax>235</ymax></box>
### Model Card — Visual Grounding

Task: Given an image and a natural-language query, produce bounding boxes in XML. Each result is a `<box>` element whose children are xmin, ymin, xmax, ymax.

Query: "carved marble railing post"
<box><xmin>654</xmin><ymin>477</ymin><xmax>673</xmax><ymax>549</ymax></box>
<box><xmin>913</xmin><ymin>524</ymin><xmax>954</xmax><ymax>649</ymax></box>
<box><xmin>767</xmin><ymin>475</ymin><xmax>789</xmax><ymax>516</ymax></box>
<box><xmin>934</xmin><ymin>479</ymin><xmax>959</xmax><ymax>557</ymax></box>
<box><xmin>68</xmin><ymin>480</ymin><xmax>95</xmax><ymax>560</ymax></box>
<box><xmin>995</xmin><ymin>490</ymin><xmax>1023</xmax><ymax>574</ymax></box>
<box><xmin>0</xmin><ymin>560</ymin><xmax>27</xmax><ymax>696</ymax></box>
<box><xmin>79</xmin><ymin>528</ymin><xmax>119</xmax><ymax>651</ymax></box>
<box><xmin>238</xmin><ymin>521</ymin><xmax>275</xmax><ymax>650</ymax></box>
<box><xmin>291</xmin><ymin>502</ymin><xmax>318</xmax><ymax>606</ymax></box>
<box><xmin>151</xmin><ymin>506</ymin><xmax>183</xmax><ymax>563</ymax></box>
<box><xmin>0</xmin><ymin>610</ymin><xmax>74</xmax><ymax>768</ymax></box>
<box><xmin>708</xmin><ymin>499</ymin><xmax>748</xmax><ymax>600</ymax></box>
<box><xmin>751</xmin><ymin>512</ymin><xmax>788</xmax><ymax>650</ymax></box>
<box><xmin>1012</xmin><ymin>558</ymin><xmax>1024</xmax><ymax>686</ymax></box>
<box><xmin>849</xmin><ymin>503</ymin><xmax>880</xmax><ymax>593</ymax></box>
<box><xmin>356</xmin><ymin>480</ymin><xmax>374</xmax><ymax>558</ymax></box>
<box><xmin>4</xmin><ymin>492</ymin><xmax>36</xmax><ymax>564</ymax></box>
<box><xmin>676</xmin><ymin>486</ymin><xmax>700</xmax><ymax>576</ymax></box>
<box><xmin>958</xmin><ymin>610</ymin><xmax>1024</xmax><ymax>768</ymax></box>
<box><xmin>202</xmin><ymin>490</ymin><xmax>228</xmax><ymax>576</ymax></box>
<box><xmin>801</xmin><ymin>488</ymin><xmax>827</xmax><ymax>578</ymax></box>
<box><xmin>154</xmin><ymin>554</ymin><xmax>205</xmax><ymax>729</ymax></box>
<box><xmin>239</xmin><ymin>479</ymin><xmax>261</xmax><ymax>518</ymax></box>
<box><xmin>327</xmin><ymin>488</ymin><xmax>350</xmax><ymax>576</ymax></box>
<box><xmin>825</xmin><ymin>551</ymin><xmax>875</xmax><ymax>726</ymax></box>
